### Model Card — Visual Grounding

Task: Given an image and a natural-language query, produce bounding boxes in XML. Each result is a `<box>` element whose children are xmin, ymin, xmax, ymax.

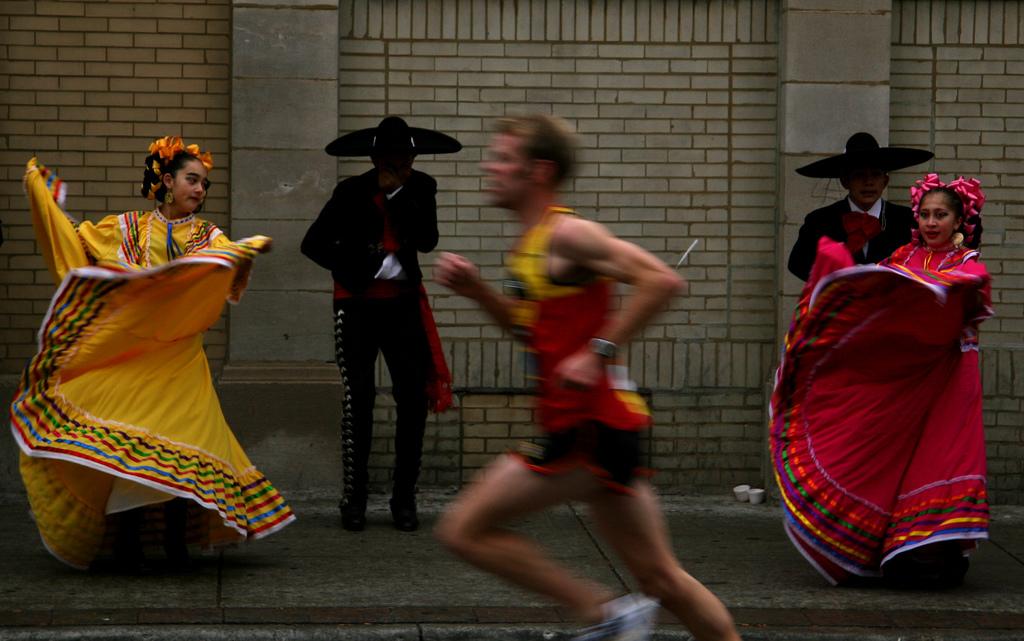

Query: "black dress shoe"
<box><xmin>389</xmin><ymin>498</ymin><xmax>418</xmax><ymax>532</ymax></box>
<box><xmin>340</xmin><ymin>500</ymin><xmax>367</xmax><ymax>531</ymax></box>
<box><xmin>883</xmin><ymin>541</ymin><xmax>968</xmax><ymax>589</ymax></box>
<box><xmin>163</xmin><ymin>498</ymin><xmax>192</xmax><ymax>570</ymax></box>
<box><xmin>164</xmin><ymin>540</ymin><xmax>193</xmax><ymax>571</ymax></box>
<box><xmin>113</xmin><ymin>507</ymin><xmax>151</xmax><ymax>574</ymax></box>
<box><xmin>112</xmin><ymin>542</ymin><xmax>152</xmax><ymax>574</ymax></box>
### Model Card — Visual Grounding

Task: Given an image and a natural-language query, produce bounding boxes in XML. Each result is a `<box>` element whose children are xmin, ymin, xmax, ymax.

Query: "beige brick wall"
<box><xmin>0</xmin><ymin>0</ymin><xmax>232</xmax><ymax>374</ymax></box>
<box><xmin>335</xmin><ymin>0</ymin><xmax>780</xmax><ymax>493</ymax></box>
<box><xmin>368</xmin><ymin>388</ymin><xmax>767</xmax><ymax>491</ymax></box>
<box><xmin>3</xmin><ymin>1</ymin><xmax>1021</xmax><ymax>501</ymax></box>
<box><xmin>890</xmin><ymin>0</ymin><xmax>1024</xmax><ymax>502</ymax></box>
<box><xmin>349</xmin><ymin>1</ymin><xmax>1023</xmax><ymax>500</ymax></box>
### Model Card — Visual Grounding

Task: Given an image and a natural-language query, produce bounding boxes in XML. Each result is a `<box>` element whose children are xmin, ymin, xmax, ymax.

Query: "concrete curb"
<box><xmin>0</xmin><ymin>626</ymin><xmax>419</xmax><ymax>641</ymax></box>
<box><xmin>2</xmin><ymin>625</ymin><xmax>1023</xmax><ymax>641</ymax></box>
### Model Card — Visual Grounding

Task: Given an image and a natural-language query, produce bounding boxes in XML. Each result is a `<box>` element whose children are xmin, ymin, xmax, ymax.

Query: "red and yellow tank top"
<box><xmin>506</xmin><ymin>207</ymin><xmax>650</xmax><ymax>433</ymax></box>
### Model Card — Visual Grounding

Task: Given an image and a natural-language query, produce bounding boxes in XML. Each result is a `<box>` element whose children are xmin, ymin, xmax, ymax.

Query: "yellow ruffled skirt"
<box><xmin>10</xmin><ymin>239</ymin><xmax>295</xmax><ymax>568</ymax></box>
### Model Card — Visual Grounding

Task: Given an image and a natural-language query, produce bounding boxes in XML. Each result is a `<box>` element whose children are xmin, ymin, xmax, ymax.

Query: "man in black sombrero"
<box><xmin>302</xmin><ymin>116</ymin><xmax>461</xmax><ymax>532</ymax></box>
<box><xmin>787</xmin><ymin>132</ymin><xmax>933</xmax><ymax>281</ymax></box>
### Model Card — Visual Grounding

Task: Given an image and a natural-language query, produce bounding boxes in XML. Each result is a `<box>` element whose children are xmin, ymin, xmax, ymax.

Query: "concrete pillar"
<box><xmin>225</xmin><ymin>1</ymin><xmax>343</xmax><ymax>495</ymax></box>
<box><xmin>230</xmin><ymin>0</ymin><xmax>340</xmax><ymax>362</ymax></box>
<box><xmin>776</xmin><ymin>0</ymin><xmax>894</xmax><ymax>307</ymax></box>
<box><xmin>769</xmin><ymin>1</ymin><xmax>894</xmax><ymax>493</ymax></box>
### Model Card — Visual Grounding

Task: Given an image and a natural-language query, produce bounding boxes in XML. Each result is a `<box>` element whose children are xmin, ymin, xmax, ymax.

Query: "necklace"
<box><xmin>904</xmin><ymin>244</ymin><xmax>958</xmax><ymax>272</ymax></box>
<box><xmin>145</xmin><ymin>208</ymin><xmax>195</xmax><ymax>268</ymax></box>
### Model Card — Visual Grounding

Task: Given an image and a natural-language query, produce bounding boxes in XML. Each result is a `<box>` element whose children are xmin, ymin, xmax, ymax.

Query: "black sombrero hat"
<box><xmin>325</xmin><ymin>116</ymin><xmax>462</xmax><ymax>157</ymax></box>
<box><xmin>796</xmin><ymin>132</ymin><xmax>933</xmax><ymax>178</ymax></box>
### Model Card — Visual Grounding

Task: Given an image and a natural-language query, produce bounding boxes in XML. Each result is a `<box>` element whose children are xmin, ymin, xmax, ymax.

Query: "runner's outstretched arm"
<box><xmin>434</xmin><ymin>251</ymin><xmax>518</xmax><ymax>333</ymax></box>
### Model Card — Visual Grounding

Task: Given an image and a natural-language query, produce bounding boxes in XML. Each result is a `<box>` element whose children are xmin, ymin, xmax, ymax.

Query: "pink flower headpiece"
<box><xmin>908</xmin><ymin>173</ymin><xmax>985</xmax><ymax>247</ymax></box>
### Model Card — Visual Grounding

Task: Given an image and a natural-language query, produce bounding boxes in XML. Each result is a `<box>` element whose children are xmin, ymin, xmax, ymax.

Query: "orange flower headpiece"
<box><xmin>148</xmin><ymin>136</ymin><xmax>214</xmax><ymax>171</ymax></box>
<box><xmin>144</xmin><ymin>136</ymin><xmax>214</xmax><ymax>200</ymax></box>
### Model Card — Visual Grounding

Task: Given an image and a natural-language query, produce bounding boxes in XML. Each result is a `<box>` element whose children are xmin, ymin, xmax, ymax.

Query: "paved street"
<box><xmin>1</xmin><ymin>491</ymin><xmax>1022</xmax><ymax>640</ymax></box>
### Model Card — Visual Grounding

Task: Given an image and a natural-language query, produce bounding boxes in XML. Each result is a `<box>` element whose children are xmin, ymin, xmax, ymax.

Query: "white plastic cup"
<box><xmin>733</xmin><ymin>484</ymin><xmax>750</xmax><ymax>502</ymax></box>
<box><xmin>748</xmin><ymin>488</ymin><xmax>766</xmax><ymax>504</ymax></box>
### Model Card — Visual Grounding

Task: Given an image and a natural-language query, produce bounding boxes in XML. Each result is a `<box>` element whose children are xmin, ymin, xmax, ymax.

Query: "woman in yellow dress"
<box><xmin>13</xmin><ymin>137</ymin><xmax>295</xmax><ymax>570</ymax></box>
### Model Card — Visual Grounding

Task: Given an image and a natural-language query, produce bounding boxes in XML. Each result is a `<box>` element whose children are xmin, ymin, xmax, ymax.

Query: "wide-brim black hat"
<box><xmin>796</xmin><ymin>132</ymin><xmax>933</xmax><ymax>178</ymax></box>
<box><xmin>325</xmin><ymin>116</ymin><xmax>462</xmax><ymax>157</ymax></box>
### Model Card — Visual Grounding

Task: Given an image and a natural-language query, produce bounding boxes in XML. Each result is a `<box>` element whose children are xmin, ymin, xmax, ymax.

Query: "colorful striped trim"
<box><xmin>42</xmin><ymin>166</ymin><xmax>67</xmax><ymax>206</ymax></box>
<box><xmin>883</xmin><ymin>261</ymin><xmax>981</xmax><ymax>289</ymax></box>
<box><xmin>770</xmin><ymin>265</ymin><xmax>989</xmax><ymax>580</ymax></box>
<box><xmin>184</xmin><ymin>220</ymin><xmax>222</xmax><ymax>254</ymax></box>
<box><xmin>10</xmin><ymin>238</ymin><xmax>292</xmax><ymax>546</ymax></box>
<box><xmin>115</xmin><ymin>213</ymin><xmax>225</xmax><ymax>268</ymax></box>
<box><xmin>938</xmin><ymin>249</ymin><xmax>980</xmax><ymax>270</ymax></box>
<box><xmin>116</xmin><ymin>212</ymin><xmax>143</xmax><ymax>265</ymax></box>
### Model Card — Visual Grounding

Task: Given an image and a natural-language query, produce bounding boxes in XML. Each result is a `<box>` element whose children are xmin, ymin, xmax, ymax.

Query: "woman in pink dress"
<box><xmin>771</xmin><ymin>174</ymin><xmax>992</xmax><ymax>587</ymax></box>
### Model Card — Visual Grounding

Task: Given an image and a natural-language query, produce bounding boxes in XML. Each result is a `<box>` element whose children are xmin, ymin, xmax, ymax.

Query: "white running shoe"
<box><xmin>571</xmin><ymin>594</ymin><xmax>660</xmax><ymax>641</ymax></box>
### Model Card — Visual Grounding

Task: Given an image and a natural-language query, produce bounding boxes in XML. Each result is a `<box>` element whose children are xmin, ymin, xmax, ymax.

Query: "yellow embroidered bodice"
<box><xmin>25</xmin><ymin>158</ymin><xmax>231</xmax><ymax>284</ymax></box>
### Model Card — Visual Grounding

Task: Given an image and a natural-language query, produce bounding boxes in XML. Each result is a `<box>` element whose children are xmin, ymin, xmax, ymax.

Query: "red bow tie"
<box><xmin>842</xmin><ymin>211</ymin><xmax>882</xmax><ymax>255</ymax></box>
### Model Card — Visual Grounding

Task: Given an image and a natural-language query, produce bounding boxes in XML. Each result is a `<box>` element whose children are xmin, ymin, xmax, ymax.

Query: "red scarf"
<box><xmin>418</xmin><ymin>284</ymin><xmax>453</xmax><ymax>413</ymax></box>
<box><xmin>379</xmin><ymin>190</ymin><xmax>450</xmax><ymax>410</ymax></box>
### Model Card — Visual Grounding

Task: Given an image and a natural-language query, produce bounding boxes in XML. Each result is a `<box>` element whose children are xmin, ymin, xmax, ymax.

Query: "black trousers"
<box><xmin>333</xmin><ymin>292</ymin><xmax>429</xmax><ymax>507</ymax></box>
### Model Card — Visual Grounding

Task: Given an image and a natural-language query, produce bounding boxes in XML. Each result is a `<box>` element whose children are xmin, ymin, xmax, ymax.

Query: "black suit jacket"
<box><xmin>301</xmin><ymin>168</ymin><xmax>439</xmax><ymax>295</ymax></box>
<box><xmin>787</xmin><ymin>199</ymin><xmax>914</xmax><ymax>281</ymax></box>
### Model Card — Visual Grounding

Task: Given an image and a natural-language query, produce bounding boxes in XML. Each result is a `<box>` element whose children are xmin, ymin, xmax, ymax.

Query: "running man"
<box><xmin>434</xmin><ymin>114</ymin><xmax>740</xmax><ymax>641</ymax></box>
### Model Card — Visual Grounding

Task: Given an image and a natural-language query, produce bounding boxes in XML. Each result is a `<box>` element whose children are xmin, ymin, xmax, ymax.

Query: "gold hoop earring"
<box><xmin>164</xmin><ymin>191</ymin><xmax>174</xmax><ymax>205</ymax></box>
<box><xmin>951</xmin><ymin>232</ymin><xmax>965</xmax><ymax>248</ymax></box>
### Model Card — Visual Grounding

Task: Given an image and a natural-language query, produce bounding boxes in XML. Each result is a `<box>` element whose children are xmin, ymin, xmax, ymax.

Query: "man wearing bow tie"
<box><xmin>787</xmin><ymin>132</ymin><xmax>933</xmax><ymax>281</ymax></box>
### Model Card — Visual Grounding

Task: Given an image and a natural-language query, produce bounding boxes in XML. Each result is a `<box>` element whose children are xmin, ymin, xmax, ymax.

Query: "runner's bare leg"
<box><xmin>435</xmin><ymin>454</ymin><xmax>615</xmax><ymax>623</ymax></box>
<box><xmin>588</xmin><ymin>482</ymin><xmax>741</xmax><ymax>641</ymax></box>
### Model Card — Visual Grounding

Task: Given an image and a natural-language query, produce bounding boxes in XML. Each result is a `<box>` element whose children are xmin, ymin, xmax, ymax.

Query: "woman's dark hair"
<box><xmin>923</xmin><ymin>187</ymin><xmax>963</xmax><ymax>218</ymax></box>
<box><xmin>921</xmin><ymin>186</ymin><xmax>983</xmax><ymax>248</ymax></box>
<box><xmin>141</xmin><ymin>151</ymin><xmax>209</xmax><ymax>211</ymax></box>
